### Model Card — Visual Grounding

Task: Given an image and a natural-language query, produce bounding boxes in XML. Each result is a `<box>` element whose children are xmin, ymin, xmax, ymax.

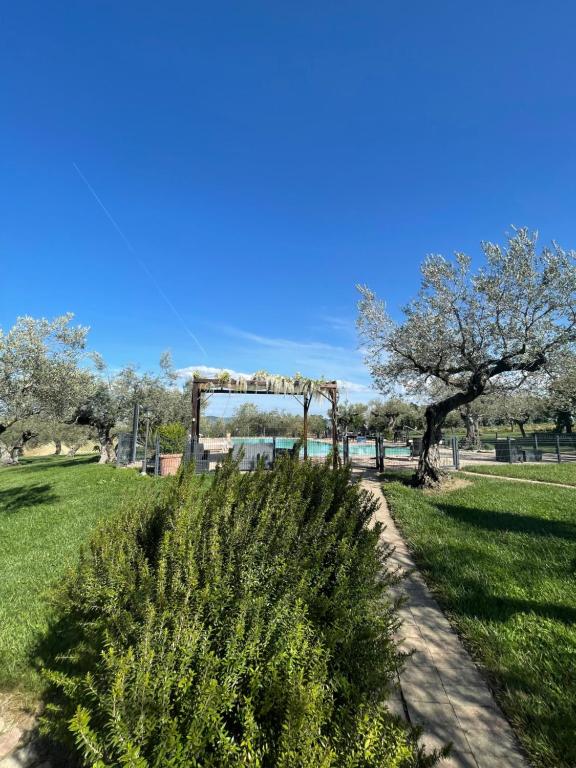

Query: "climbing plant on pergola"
<box><xmin>190</xmin><ymin>372</ymin><xmax>340</xmax><ymax>467</ymax></box>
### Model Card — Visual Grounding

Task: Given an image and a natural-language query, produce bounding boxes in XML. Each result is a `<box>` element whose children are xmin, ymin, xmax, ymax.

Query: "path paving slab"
<box><xmin>359</xmin><ymin>471</ymin><xmax>529</xmax><ymax>768</ymax></box>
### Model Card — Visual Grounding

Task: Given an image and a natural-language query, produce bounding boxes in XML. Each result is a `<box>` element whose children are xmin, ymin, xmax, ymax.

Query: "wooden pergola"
<box><xmin>191</xmin><ymin>375</ymin><xmax>340</xmax><ymax>467</ymax></box>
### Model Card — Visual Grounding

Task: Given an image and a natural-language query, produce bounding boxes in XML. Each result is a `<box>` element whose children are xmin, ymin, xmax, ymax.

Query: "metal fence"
<box><xmin>116</xmin><ymin>432</ymin><xmax>159</xmax><ymax>471</ymax></box>
<box><xmin>186</xmin><ymin>436</ymin><xmax>339</xmax><ymax>473</ymax></box>
<box><xmin>182</xmin><ymin>435</ymin><xmax>463</xmax><ymax>475</ymax></box>
<box><xmin>118</xmin><ymin>432</ymin><xmax>466</xmax><ymax>476</ymax></box>
<box><xmin>343</xmin><ymin>435</ymin><xmax>460</xmax><ymax>472</ymax></box>
<box><xmin>487</xmin><ymin>434</ymin><xmax>576</xmax><ymax>463</ymax></box>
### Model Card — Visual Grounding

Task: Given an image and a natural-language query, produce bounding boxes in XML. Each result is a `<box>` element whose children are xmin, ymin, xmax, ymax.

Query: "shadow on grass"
<box><xmin>0</xmin><ymin>483</ymin><xmax>59</xmax><ymax>514</ymax></box>
<box><xmin>382</xmin><ymin>470</ymin><xmax>414</xmax><ymax>487</ymax></box>
<box><xmin>436</xmin><ymin>501</ymin><xmax>576</xmax><ymax>542</ymax></box>
<box><xmin>18</xmin><ymin>455</ymin><xmax>100</xmax><ymax>472</ymax></box>
<box><xmin>442</xmin><ymin>573</ymin><xmax>576</xmax><ymax>626</ymax></box>
<box><xmin>29</xmin><ymin>611</ymin><xmax>85</xmax><ymax>766</ymax></box>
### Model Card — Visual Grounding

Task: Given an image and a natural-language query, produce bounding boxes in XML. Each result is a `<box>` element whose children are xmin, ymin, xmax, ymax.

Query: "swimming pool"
<box><xmin>231</xmin><ymin>437</ymin><xmax>377</xmax><ymax>458</ymax></box>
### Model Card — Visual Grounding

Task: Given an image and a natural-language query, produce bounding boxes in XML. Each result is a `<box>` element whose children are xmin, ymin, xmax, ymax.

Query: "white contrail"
<box><xmin>72</xmin><ymin>162</ymin><xmax>207</xmax><ymax>358</ymax></box>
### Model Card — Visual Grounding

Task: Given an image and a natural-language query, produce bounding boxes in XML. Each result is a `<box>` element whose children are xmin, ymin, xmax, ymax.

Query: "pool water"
<box><xmin>231</xmin><ymin>437</ymin><xmax>377</xmax><ymax>458</ymax></box>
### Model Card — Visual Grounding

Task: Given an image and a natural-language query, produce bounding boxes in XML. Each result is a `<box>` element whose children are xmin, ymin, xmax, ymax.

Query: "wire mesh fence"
<box><xmin>119</xmin><ymin>427</ymin><xmax>576</xmax><ymax>478</ymax></box>
<box><xmin>177</xmin><ymin>435</ymin><xmax>463</xmax><ymax>475</ymax></box>
<box><xmin>186</xmin><ymin>436</ymin><xmax>340</xmax><ymax>473</ymax></box>
<box><xmin>488</xmin><ymin>434</ymin><xmax>576</xmax><ymax>463</ymax></box>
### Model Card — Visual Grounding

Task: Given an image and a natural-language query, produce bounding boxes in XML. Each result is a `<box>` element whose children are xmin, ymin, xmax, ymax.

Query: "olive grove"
<box><xmin>358</xmin><ymin>229</ymin><xmax>576</xmax><ymax>486</ymax></box>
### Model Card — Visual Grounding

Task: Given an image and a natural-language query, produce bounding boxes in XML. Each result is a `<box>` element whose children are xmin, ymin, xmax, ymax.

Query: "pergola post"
<box><xmin>330</xmin><ymin>388</ymin><xmax>339</xmax><ymax>469</ymax></box>
<box><xmin>302</xmin><ymin>393</ymin><xmax>311</xmax><ymax>459</ymax></box>
<box><xmin>191</xmin><ymin>380</ymin><xmax>201</xmax><ymax>440</ymax></box>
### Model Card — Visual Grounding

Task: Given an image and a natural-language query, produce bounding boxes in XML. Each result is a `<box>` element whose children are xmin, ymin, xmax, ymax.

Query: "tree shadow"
<box><xmin>444</xmin><ymin>574</ymin><xmax>576</xmax><ymax>626</ymax></box>
<box><xmin>382</xmin><ymin>469</ymin><xmax>414</xmax><ymax>487</ymax></box>
<box><xmin>19</xmin><ymin>455</ymin><xmax>99</xmax><ymax>472</ymax></box>
<box><xmin>0</xmin><ymin>483</ymin><xmax>59</xmax><ymax>514</ymax></box>
<box><xmin>436</xmin><ymin>501</ymin><xmax>576</xmax><ymax>542</ymax></box>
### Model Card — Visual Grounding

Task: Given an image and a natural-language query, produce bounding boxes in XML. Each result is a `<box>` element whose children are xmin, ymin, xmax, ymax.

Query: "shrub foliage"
<box><xmin>157</xmin><ymin>421</ymin><xmax>187</xmax><ymax>454</ymax></box>
<box><xmin>41</xmin><ymin>458</ymin><xmax>440</xmax><ymax>767</ymax></box>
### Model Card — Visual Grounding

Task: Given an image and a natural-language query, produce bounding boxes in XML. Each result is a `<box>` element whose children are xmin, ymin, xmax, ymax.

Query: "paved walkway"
<box><xmin>0</xmin><ymin>697</ymin><xmax>53</xmax><ymax>768</ymax></box>
<box><xmin>360</xmin><ymin>472</ymin><xmax>529</xmax><ymax>768</ymax></box>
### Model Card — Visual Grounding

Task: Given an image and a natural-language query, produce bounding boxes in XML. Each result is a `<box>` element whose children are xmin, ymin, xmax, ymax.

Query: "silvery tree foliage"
<box><xmin>547</xmin><ymin>351</ymin><xmax>576</xmax><ymax>431</ymax></box>
<box><xmin>0</xmin><ymin>314</ymin><xmax>90</xmax><ymax>438</ymax></box>
<box><xmin>357</xmin><ymin>228</ymin><xmax>576</xmax><ymax>486</ymax></box>
<box><xmin>75</xmin><ymin>353</ymin><xmax>191</xmax><ymax>463</ymax></box>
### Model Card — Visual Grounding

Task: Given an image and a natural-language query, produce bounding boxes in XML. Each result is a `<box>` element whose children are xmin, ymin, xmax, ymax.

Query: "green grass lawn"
<box><xmin>0</xmin><ymin>455</ymin><xmax>153</xmax><ymax>693</ymax></box>
<box><xmin>382</xmin><ymin>474</ymin><xmax>576</xmax><ymax>768</ymax></box>
<box><xmin>464</xmin><ymin>461</ymin><xmax>576</xmax><ymax>485</ymax></box>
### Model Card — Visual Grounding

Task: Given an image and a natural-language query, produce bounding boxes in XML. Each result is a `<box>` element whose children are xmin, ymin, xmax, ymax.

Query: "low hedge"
<box><xmin>41</xmin><ymin>457</ymin><xmax>441</xmax><ymax>767</ymax></box>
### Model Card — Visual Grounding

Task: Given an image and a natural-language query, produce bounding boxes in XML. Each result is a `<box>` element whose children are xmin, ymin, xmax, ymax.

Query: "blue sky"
<box><xmin>2</xmin><ymin>2</ymin><xmax>576</xmax><ymax>414</ymax></box>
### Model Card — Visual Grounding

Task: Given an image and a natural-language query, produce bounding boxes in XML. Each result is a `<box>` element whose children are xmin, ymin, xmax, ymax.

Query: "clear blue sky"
<box><xmin>2</xmin><ymin>2</ymin><xmax>576</xmax><ymax>414</ymax></box>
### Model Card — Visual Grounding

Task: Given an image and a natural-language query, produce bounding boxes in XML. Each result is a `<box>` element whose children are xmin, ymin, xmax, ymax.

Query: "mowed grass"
<box><xmin>0</xmin><ymin>455</ymin><xmax>153</xmax><ymax>693</ymax></box>
<box><xmin>382</xmin><ymin>474</ymin><xmax>576</xmax><ymax>768</ymax></box>
<box><xmin>464</xmin><ymin>461</ymin><xmax>576</xmax><ymax>486</ymax></box>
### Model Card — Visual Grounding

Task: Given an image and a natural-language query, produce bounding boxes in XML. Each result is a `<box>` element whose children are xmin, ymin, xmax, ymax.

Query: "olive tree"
<box><xmin>0</xmin><ymin>420</ymin><xmax>42</xmax><ymax>464</ymax></box>
<box><xmin>545</xmin><ymin>351</ymin><xmax>576</xmax><ymax>432</ymax></box>
<box><xmin>358</xmin><ymin>229</ymin><xmax>576</xmax><ymax>487</ymax></box>
<box><xmin>75</xmin><ymin>382</ymin><xmax>120</xmax><ymax>463</ymax></box>
<box><xmin>482</xmin><ymin>389</ymin><xmax>550</xmax><ymax>437</ymax></box>
<box><xmin>75</xmin><ymin>354</ymin><xmax>190</xmax><ymax>463</ymax></box>
<box><xmin>0</xmin><ymin>314</ymin><xmax>90</xmax><ymax>436</ymax></box>
<box><xmin>336</xmin><ymin>402</ymin><xmax>367</xmax><ymax>435</ymax></box>
<box><xmin>367</xmin><ymin>398</ymin><xmax>422</xmax><ymax>437</ymax></box>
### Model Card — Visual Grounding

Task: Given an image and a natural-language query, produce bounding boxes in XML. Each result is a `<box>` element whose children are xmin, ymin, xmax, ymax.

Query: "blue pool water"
<box><xmin>231</xmin><ymin>437</ymin><xmax>377</xmax><ymax>458</ymax></box>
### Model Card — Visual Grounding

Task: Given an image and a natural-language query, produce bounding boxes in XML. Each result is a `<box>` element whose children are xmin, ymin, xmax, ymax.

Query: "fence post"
<box><xmin>556</xmin><ymin>434</ymin><xmax>561</xmax><ymax>463</ymax></box>
<box><xmin>130</xmin><ymin>403</ymin><xmax>140</xmax><ymax>464</ymax></box>
<box><xmin>451</xmin><ymin>436</ymin><xmax>460</xmax><ymax>470</ymax></box>
<box><xmin>533</xmin><ymin>433</ymin><xmax>538</xmax><ymax>452</ymax></box>
<box><xmin>154</xmin><ymin>435</ymin><xmax>160</xmax><ymax>476</ymax></box>
<box><xmin>507</xmin><ymin>436</ymin><xmax>513</xmax><ymax>464</ymax></box>
<box><xmin>375</xmin><ymin>435</ymin><xmax>380</xmax><ymax>471</ymax></box>
<box><xmin>272</xmin><ymin>436</ymin><xmax>276</xmax><ymax>463</ymax></box>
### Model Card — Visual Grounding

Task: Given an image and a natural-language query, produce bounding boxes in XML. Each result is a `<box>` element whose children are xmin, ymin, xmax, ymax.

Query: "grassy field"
<box><xmin>464</xmin><ymin>462</ymin><xmax>576</xmax><ymax>485</ymax></box>
<box><xmin>382</xmin><ymin>473</ymin><xmax>576</xmax><ymax>768</ymax></box>
<box><xmin>0</xmin><ymin>456</ymin><xmax>152</xmax><ymax>693</ymax></box>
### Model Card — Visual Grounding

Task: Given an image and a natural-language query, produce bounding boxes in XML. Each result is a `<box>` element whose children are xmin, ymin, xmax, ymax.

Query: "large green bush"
<box><xmin>157</xmin><ymin>421</ymin><xmax>187</xmax><ymax>454</ymax></box>
<box><xmin>41</xmin><ymin>458</ymin><xmax>442</xmax><ymax>767</ymax></box>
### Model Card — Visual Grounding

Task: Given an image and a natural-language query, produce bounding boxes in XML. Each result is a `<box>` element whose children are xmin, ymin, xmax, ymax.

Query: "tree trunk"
<box><xmin>0</xmin><ymin>444</ymin><xmax>10</xmax><ymax>464</ymax></box>
<box><xmin>460</xmin><ymin>405</ymin><xmax>481</xmax><ymax>449</ymax></box>
<box><xmin>515</xmin><ymin>420</ymin><xmax>527</xmax><ymax>438</ymax></box>
<box><xmin>415</xmin><ymin>384</ymin><xmax>486</xmax><ymax>488</ymax></box>
<box><xmin>98</xmin><ymin>429</ymin><xmax>116</xmax><ymax>463</ymax></box>
<box><xmin>415</xmin><ymin>405</ymin><xmax>447</xmax><ymax>488</ymax></box>
<box><xmin>7</xmin><ymin>430</ymin><xmax>36</xmax><ymax>465</ymax></box>
<box><xmin>68</xmin><ymin>446</ymin><xmax>78</xmax><ymax>457</ymax></box>
<box><xmin>54</xmin><ymin>438</ymin><xmax>62</xmax><ymax>455</ymax></box>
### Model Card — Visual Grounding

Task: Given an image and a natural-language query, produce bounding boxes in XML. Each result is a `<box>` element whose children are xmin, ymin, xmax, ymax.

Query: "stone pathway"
<box><xmin>0</xmin><ymin>696</ymin><xmax>53</xmax><ymax>768</ymax></box>
<box><xmin>360</xmin><ymin>472</ymin><xmax>529</xmax><ymax>768</ymax></box>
